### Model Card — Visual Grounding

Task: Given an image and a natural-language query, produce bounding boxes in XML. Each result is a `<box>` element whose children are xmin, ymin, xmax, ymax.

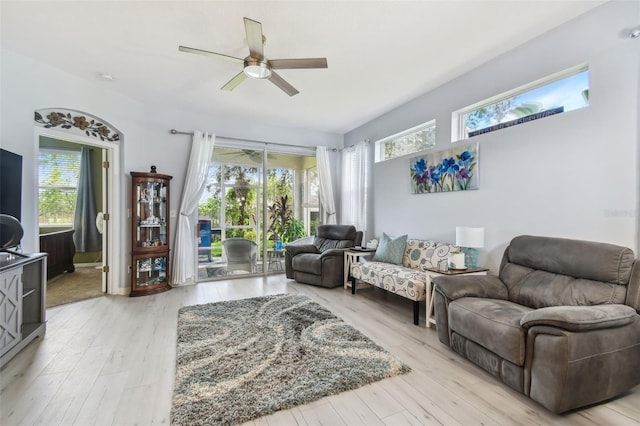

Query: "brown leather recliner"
<box><xmin>433</xmin><ymin>235</ymin><xmax>640</xmax><ymax>413</ymax></box>
<box><xmin>284</xmin><ymin>225</ymin><xmax>363</xmax><ymax>288</ymax></box>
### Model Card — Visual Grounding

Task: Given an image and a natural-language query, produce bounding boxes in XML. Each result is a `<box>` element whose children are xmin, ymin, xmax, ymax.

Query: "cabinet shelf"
<box><xmin>138</xmin><ymin>267</ymin><xmax>167</xmax><ymax>272</ymax></box>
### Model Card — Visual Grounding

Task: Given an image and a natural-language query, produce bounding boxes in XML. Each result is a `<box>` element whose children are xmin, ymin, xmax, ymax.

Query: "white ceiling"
<box><xmin>1</xmin><ymin>1</ymin><xmax>603</xmax><ymax>135</ymax></box>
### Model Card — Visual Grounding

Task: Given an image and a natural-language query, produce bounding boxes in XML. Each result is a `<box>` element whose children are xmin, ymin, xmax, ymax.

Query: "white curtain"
<box><xmin>171</xmin><ymin>131</ymin><xmax>215</xmax><ymax>285</ymax></box>
<box><xmin>341</xmin><ymin>141</ymin><xmax>369</xmax><ymax>240</ymax></box>
<box><xmin>316</xmin><ymin>146</ymin><xmax>336</xmax><ymax>224</ymax></box>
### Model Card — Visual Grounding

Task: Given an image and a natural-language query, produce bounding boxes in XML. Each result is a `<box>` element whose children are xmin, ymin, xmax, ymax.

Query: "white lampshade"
<box><xmin>456</xmin><ymin>226</ymin><xmax>485</xmax><ymax>248</ymax></box>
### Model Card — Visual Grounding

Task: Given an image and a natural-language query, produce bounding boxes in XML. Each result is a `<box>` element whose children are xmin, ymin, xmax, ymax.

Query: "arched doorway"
<box><xmin>34</xmin><ymin>108</ymin><xmax>123</xmax><ymax>298</ymax></box>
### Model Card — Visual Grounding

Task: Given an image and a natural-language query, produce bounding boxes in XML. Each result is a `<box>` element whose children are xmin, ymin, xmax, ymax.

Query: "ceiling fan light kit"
<box><xmin>244</xmin><ymin>59</ymin><xmax>272</xmax><ymax>79</ymax></box>
<box><xmin>179</xmin><ymin>17</ymin><xmax>327</xmax><ymax>96</ymax></box>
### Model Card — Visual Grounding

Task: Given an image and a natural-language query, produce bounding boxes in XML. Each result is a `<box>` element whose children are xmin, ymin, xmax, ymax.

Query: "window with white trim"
<box><xmin>374</xmin><ymin>120</ymin><xmax>436</xmax><ymax>163</ymax></box>
<box><xmin>38</xmin><ymin>148</ymin><xmax>81</xmax><ymax>225</ymax></box>
<box><xmin>453</xmin><ymin>65</ymin><xmax>589</xmax><ymax>141</ymax></box>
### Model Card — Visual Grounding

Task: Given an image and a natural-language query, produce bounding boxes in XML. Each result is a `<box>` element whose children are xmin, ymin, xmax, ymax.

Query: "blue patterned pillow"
<box><xmin>373</xmin><ymin>233</ymin><xmax>408</xmax><ymax>265</ymax></box>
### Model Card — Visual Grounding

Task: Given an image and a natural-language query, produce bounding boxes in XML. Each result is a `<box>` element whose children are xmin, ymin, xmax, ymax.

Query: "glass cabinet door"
<box><xmin>133</xmin><ymin>253</ymin><xmax>168</xmax><ymax>288</ymax></box>
<box><xmin>130</xmin><ymin>171</ymin><xmax>172</xmax><ymax>296</ymax></box>
<box><xmin>135</xmin><ymin>181</ymin><xmax>168</xmax><ymax>249</ymax></box>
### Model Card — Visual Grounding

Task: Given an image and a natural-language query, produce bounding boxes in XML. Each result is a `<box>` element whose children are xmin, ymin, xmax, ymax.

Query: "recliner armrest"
<box><xmin>520</xmin><ymin>304</ymin><xmax>637</xmax><ymax>332</ymax></box>
<box><xmin>432</xmin><ymin>275</ymin><xmax>508</xmax><ymax>301</ymax></box>
<box><xmin>284</xmin><ymin>244</ymin><xmax>319</xmax><ymax>257</ymax></box>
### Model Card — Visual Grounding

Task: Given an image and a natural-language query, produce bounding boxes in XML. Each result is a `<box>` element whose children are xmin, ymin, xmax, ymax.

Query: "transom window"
<box><xmin>454</xmin><ymin>65</ymin><xmax>589</xmax><ymax>140</ymax></box>
<box><xmin>374</xmin><ymin>120</ymin><xmax>436</xmax><ymax>163</ymax></box>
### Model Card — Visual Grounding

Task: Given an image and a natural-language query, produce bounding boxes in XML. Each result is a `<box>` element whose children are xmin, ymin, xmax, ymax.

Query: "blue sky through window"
<box><xmin>464</xmin><ymin>69</ymin><xmax>589</xmax><ymax>135</ymax></box>
<box><xmin>512</xmin><ymin>71</ymin><xmax>589</xmax><ymax>116</ymax></box>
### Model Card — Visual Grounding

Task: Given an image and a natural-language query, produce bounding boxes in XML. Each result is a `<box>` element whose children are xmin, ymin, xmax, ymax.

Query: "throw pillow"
<box><xmin>372</xmin><ymin>233</ymin><xmax>407</xmax><ymax>265</ymax></box>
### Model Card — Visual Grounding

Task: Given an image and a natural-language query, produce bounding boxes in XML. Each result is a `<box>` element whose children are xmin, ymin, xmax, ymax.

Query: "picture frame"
<box><xmin>409</xmin><ymin>143</ymin><xmax>479</xmax><ymax>194</ymax></box>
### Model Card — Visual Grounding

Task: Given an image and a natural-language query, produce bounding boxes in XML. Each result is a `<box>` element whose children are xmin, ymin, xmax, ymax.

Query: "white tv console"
<box><xmin>0</xmin><ymin>252</ymin><xmax>47</xmax><ymax>368</ymax></box>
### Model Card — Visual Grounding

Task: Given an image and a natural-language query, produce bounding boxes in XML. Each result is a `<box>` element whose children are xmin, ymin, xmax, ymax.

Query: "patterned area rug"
<box><xmin>171</xmin><ymin>294</ymin><xmax>411</xmax><ymax>425</ymax></box>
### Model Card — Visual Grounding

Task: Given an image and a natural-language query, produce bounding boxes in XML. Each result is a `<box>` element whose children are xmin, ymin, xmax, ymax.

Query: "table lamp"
<box><xmin>456</xmin><ymin>226</ymin><xmax>485</xmax><ymax>269</ymax></box>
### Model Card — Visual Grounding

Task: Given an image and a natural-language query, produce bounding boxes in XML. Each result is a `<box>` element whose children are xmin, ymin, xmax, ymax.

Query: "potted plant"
<box><xmin>267</xmin><ymin>195</ymin><xmax>307</xmax><ymax>244</ymax></box>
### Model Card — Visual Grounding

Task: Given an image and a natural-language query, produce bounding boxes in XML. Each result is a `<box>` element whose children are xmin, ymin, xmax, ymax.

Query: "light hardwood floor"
<box><xmin>2</xmin><ymin>275</ymin><xmax>639</xmax><ymax>425</ymax></box>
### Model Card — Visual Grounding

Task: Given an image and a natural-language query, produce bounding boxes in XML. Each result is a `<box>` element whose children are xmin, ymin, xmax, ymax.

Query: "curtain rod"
<box><xmin>40</xmin><ymin>146</ymin><xmax>93</xmax><ymax>152</ymax></box>
<box><xmin>169</xmin><ymin>129</ymin><xmax>337</xmax><ymax>152</ymax></box>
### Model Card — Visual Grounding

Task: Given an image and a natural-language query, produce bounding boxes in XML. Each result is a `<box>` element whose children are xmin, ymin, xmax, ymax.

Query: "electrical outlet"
<box><xmin>170</xmin><ymin>210</ymin><xmax>177</xmax><ymax>218</ymax></box>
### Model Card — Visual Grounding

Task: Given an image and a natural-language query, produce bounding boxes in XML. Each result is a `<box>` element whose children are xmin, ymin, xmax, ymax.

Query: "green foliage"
<box><xmin>199</xmin><ymin>162</ymin><xmax>307</xmax><ymax>245</ymax></box>
<box><xmin>39</xmin><ymin>188</ymin><xmax>76</xmax><ymax>223</ymax></box>
<box><xmin>198</xmin><ymin>197</ymin><xmax>220</xmax><ymax>225</ymax></box>
<box><xmin>223</xmin><ymin>166</ymin><xmax>258</xmax><ymax>227</ymax></box>
<box><xmin>383</xmin><ymin>126</ymin><xmax>436</xmax><ymax>160</ymax></box>
<box><xmin>465</xmin><ymin>99</ymin><xmax>515</xmax><ymax>133</ymax></box>
<box><xmin>509</xmin><ymin>102</ymin><xmax>542</xmax><ymax>117</ymax></box>
<box><xmin>267</xmin><ymin>195</ymin><xmax>291</xmax><ymax>239</ymax></box>
<box><xmin>281</xmin><ymin>217</ymin><xmax>306</xmax><ymax>243</ymax></box>
<box><xmin>38</xmin><ymin>152</ymin><xmax>80</xmax><ymax>224</ymax></box>
<box><xmin>225</xmin><ymin>228</ymin><xmax>257</xmax><ymax>241</ymax></box>
<box><xmin>310</xmin><ymin>220</ymin><xmax>319</xmax><ymax>236</ymax></box>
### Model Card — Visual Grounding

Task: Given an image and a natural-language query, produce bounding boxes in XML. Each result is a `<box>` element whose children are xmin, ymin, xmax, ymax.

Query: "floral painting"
<box><xmin>409</xmin><ymin>143</ymin><xmax>478</xmax><ymax>194</ymax></box>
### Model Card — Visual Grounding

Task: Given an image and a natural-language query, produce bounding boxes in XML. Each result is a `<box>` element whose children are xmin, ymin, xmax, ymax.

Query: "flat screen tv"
<box><xmin>0</xmin><ymin>148</ymin><xmax>23</xmax><ymax>221</ymax></box>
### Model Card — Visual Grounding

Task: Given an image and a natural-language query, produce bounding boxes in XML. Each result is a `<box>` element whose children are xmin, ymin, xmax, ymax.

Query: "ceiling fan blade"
<box><xmin>244</xmin><ymin>17</ymin><xmax>264</xmax><ymax>59</ymax></box>
<box><xmin>221</xmin><ymin>71</ymin><xmax>249</xmax><ymax>91</ymax></box>
<box><xmin>269</xmin><ymin>58</ymin><xmax>328</xmax><ymax>69</ymax></box>
<box><xmin>178</xmin><ymin>46</ymin><xmax>244</xmax><ymax>63</ymax></box>
<box><xmin>268</xmin><ymin>71</ymin><xmax>299</xmax><ymax>96</ymax></box>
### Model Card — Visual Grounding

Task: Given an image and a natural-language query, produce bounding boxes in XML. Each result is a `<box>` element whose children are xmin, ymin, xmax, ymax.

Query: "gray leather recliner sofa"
<box><xmin>433</xmin><ymin>235</ymin><xmax>640</xmax><ymax>413</ymax></box>
<box><xmin>285</xmin><ymin>225</ymin><xmax>362</xmax><ymax>288</ymax></box>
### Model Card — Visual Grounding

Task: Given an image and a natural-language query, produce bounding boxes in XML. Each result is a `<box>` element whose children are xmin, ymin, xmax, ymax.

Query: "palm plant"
<box><xmin>267</xmin><ymin>195</ymin><xmax>306</xmax><ymax>243</ymax></box>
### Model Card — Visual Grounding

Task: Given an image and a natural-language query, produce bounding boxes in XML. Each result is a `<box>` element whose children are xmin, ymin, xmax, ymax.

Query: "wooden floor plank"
<box><xmin>72</xmin><ymin>371</ymin><xmax>129</xmax><ymax>426</ymax></box>
<box><xmin>328</xmin><ymin>389</ymin><xmax>385</xmax><ymax>426</ymax></box>
<box><xmin>0</xmin><ymin>275</ymin><xmax>638</xmax><ymax>426</ymax></box>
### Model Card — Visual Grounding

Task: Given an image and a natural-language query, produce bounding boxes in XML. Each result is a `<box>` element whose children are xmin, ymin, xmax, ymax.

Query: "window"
<box><xmin>374</xmin><ymin>120</ymin><xmax>436</xmax><ymax>163</ymax></box>
<box><xmin>341</xmin><ymin>141</ymin><xmax>369</xmax><ymax>235</ymax></box>
<box><xmin>38</xmin><ymin>148</ymin><xmax>81</xmax><ymax>225</ymax></box>
<box><xmin>454</xmin><ymin>66</ymin><xmax>589</xmax><ymax>140</ymax></box>
<box><xmin>302</xmin><ymin>167</ymin><xmax>320</xmax><ymax>235</ymax></box>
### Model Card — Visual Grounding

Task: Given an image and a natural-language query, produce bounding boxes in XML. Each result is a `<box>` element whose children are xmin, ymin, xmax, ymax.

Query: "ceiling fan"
<box><xmin>179</xmin><ymin>17</ymin><xmax>328</xmax><ymax>96</ymax></box>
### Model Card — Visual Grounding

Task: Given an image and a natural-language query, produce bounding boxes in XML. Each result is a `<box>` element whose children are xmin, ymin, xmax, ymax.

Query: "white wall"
<box><xmin>1</xmin><ymin>48</ymin><xmax>342</xmax><ymax>292</ymax></box>
<box><xmin>345</xmin><ymin>1</ymin><xmax>640</xmax><ymax>272</ymax></box>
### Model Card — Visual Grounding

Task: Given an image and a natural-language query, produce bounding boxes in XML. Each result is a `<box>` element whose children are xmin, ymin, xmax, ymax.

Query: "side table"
<box><xmin>343</xmin><ymin>248</ymin><xmax>377</xmax><ymax>289</ymax></box>
<box><xmin>267</xmin><ymin>249</ymin><xmax>285</xmax><ymax>271</ymax></box>
<box><xmin>424</xmin><ymin>266</ymin><xmax>489</xmax><ymax>328</ymax></box>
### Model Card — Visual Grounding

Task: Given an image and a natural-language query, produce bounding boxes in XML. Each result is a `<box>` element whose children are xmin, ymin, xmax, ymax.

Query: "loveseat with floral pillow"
<box><xmin>349</xmin><ymin>235</ymin><xmax>458</xmax><ymax>325</ymax></box>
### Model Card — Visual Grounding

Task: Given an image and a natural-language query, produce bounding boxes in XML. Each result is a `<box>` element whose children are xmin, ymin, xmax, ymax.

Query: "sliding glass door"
<box><xmin>196</xmin><ymin>144</ymin><xmax>319</xmax><ymax>281</ymax></box>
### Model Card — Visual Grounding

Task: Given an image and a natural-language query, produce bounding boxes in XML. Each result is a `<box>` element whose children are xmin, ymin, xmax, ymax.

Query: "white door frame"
<box><xmin>33</xmin><ymin>126</ymin><xmax>122</xmax><ymax>295</ymax></box>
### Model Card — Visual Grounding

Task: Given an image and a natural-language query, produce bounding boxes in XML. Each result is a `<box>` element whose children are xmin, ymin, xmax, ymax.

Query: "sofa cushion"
<box><xmin>313</xmin><ymin>237</ymin><xmax>353</xmax><ymax>252</ymax></box>
<box><xmin>503</xmin><ymin>235</ymin><xmax>635</xmax><ymax>285</ymax></box>
<box><xmin>501</xmin><ymin>264</ymin><xmax>628</xmax><ymax>309</ymax></box>
<box><xmin>448</xmin><ymin>298</ymin><xmax>533</xmax><ymax>366</ymax></box>
<box><xmin>373</xmin><ymin>233</ymin><xmax>407</xmax><ymax>265</ymax></box>
<box><xmin>351</xmin><ymin>261</ymin><xmax>426</xmax><ymax>301</ymax></box>
<box><xmin>402</xmin><ymin>239</ymin><xmax>459</xmax><ymax>270</ymax></box>
<box><xmin>292</xmin><ymin>253</ymin><xmax>322</xmax><ymax>275</ymax></box>
<box><xmin>316</xmin><ymin>224</ymin><xmax>357</xmax><ymax>241</ymax></box>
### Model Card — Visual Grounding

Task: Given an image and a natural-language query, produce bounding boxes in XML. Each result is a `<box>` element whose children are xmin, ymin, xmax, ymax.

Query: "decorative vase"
<box><xmin>448</xmin><ymin>252</ymin><xmax>466</xmax><ymax>270</ymax></box>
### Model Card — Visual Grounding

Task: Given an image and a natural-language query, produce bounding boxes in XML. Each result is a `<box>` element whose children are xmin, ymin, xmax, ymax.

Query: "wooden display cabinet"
<box><xmin>130</xmin><ymin>171</ymin><xmax>172</xmax><ymax>296</ymax></box>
